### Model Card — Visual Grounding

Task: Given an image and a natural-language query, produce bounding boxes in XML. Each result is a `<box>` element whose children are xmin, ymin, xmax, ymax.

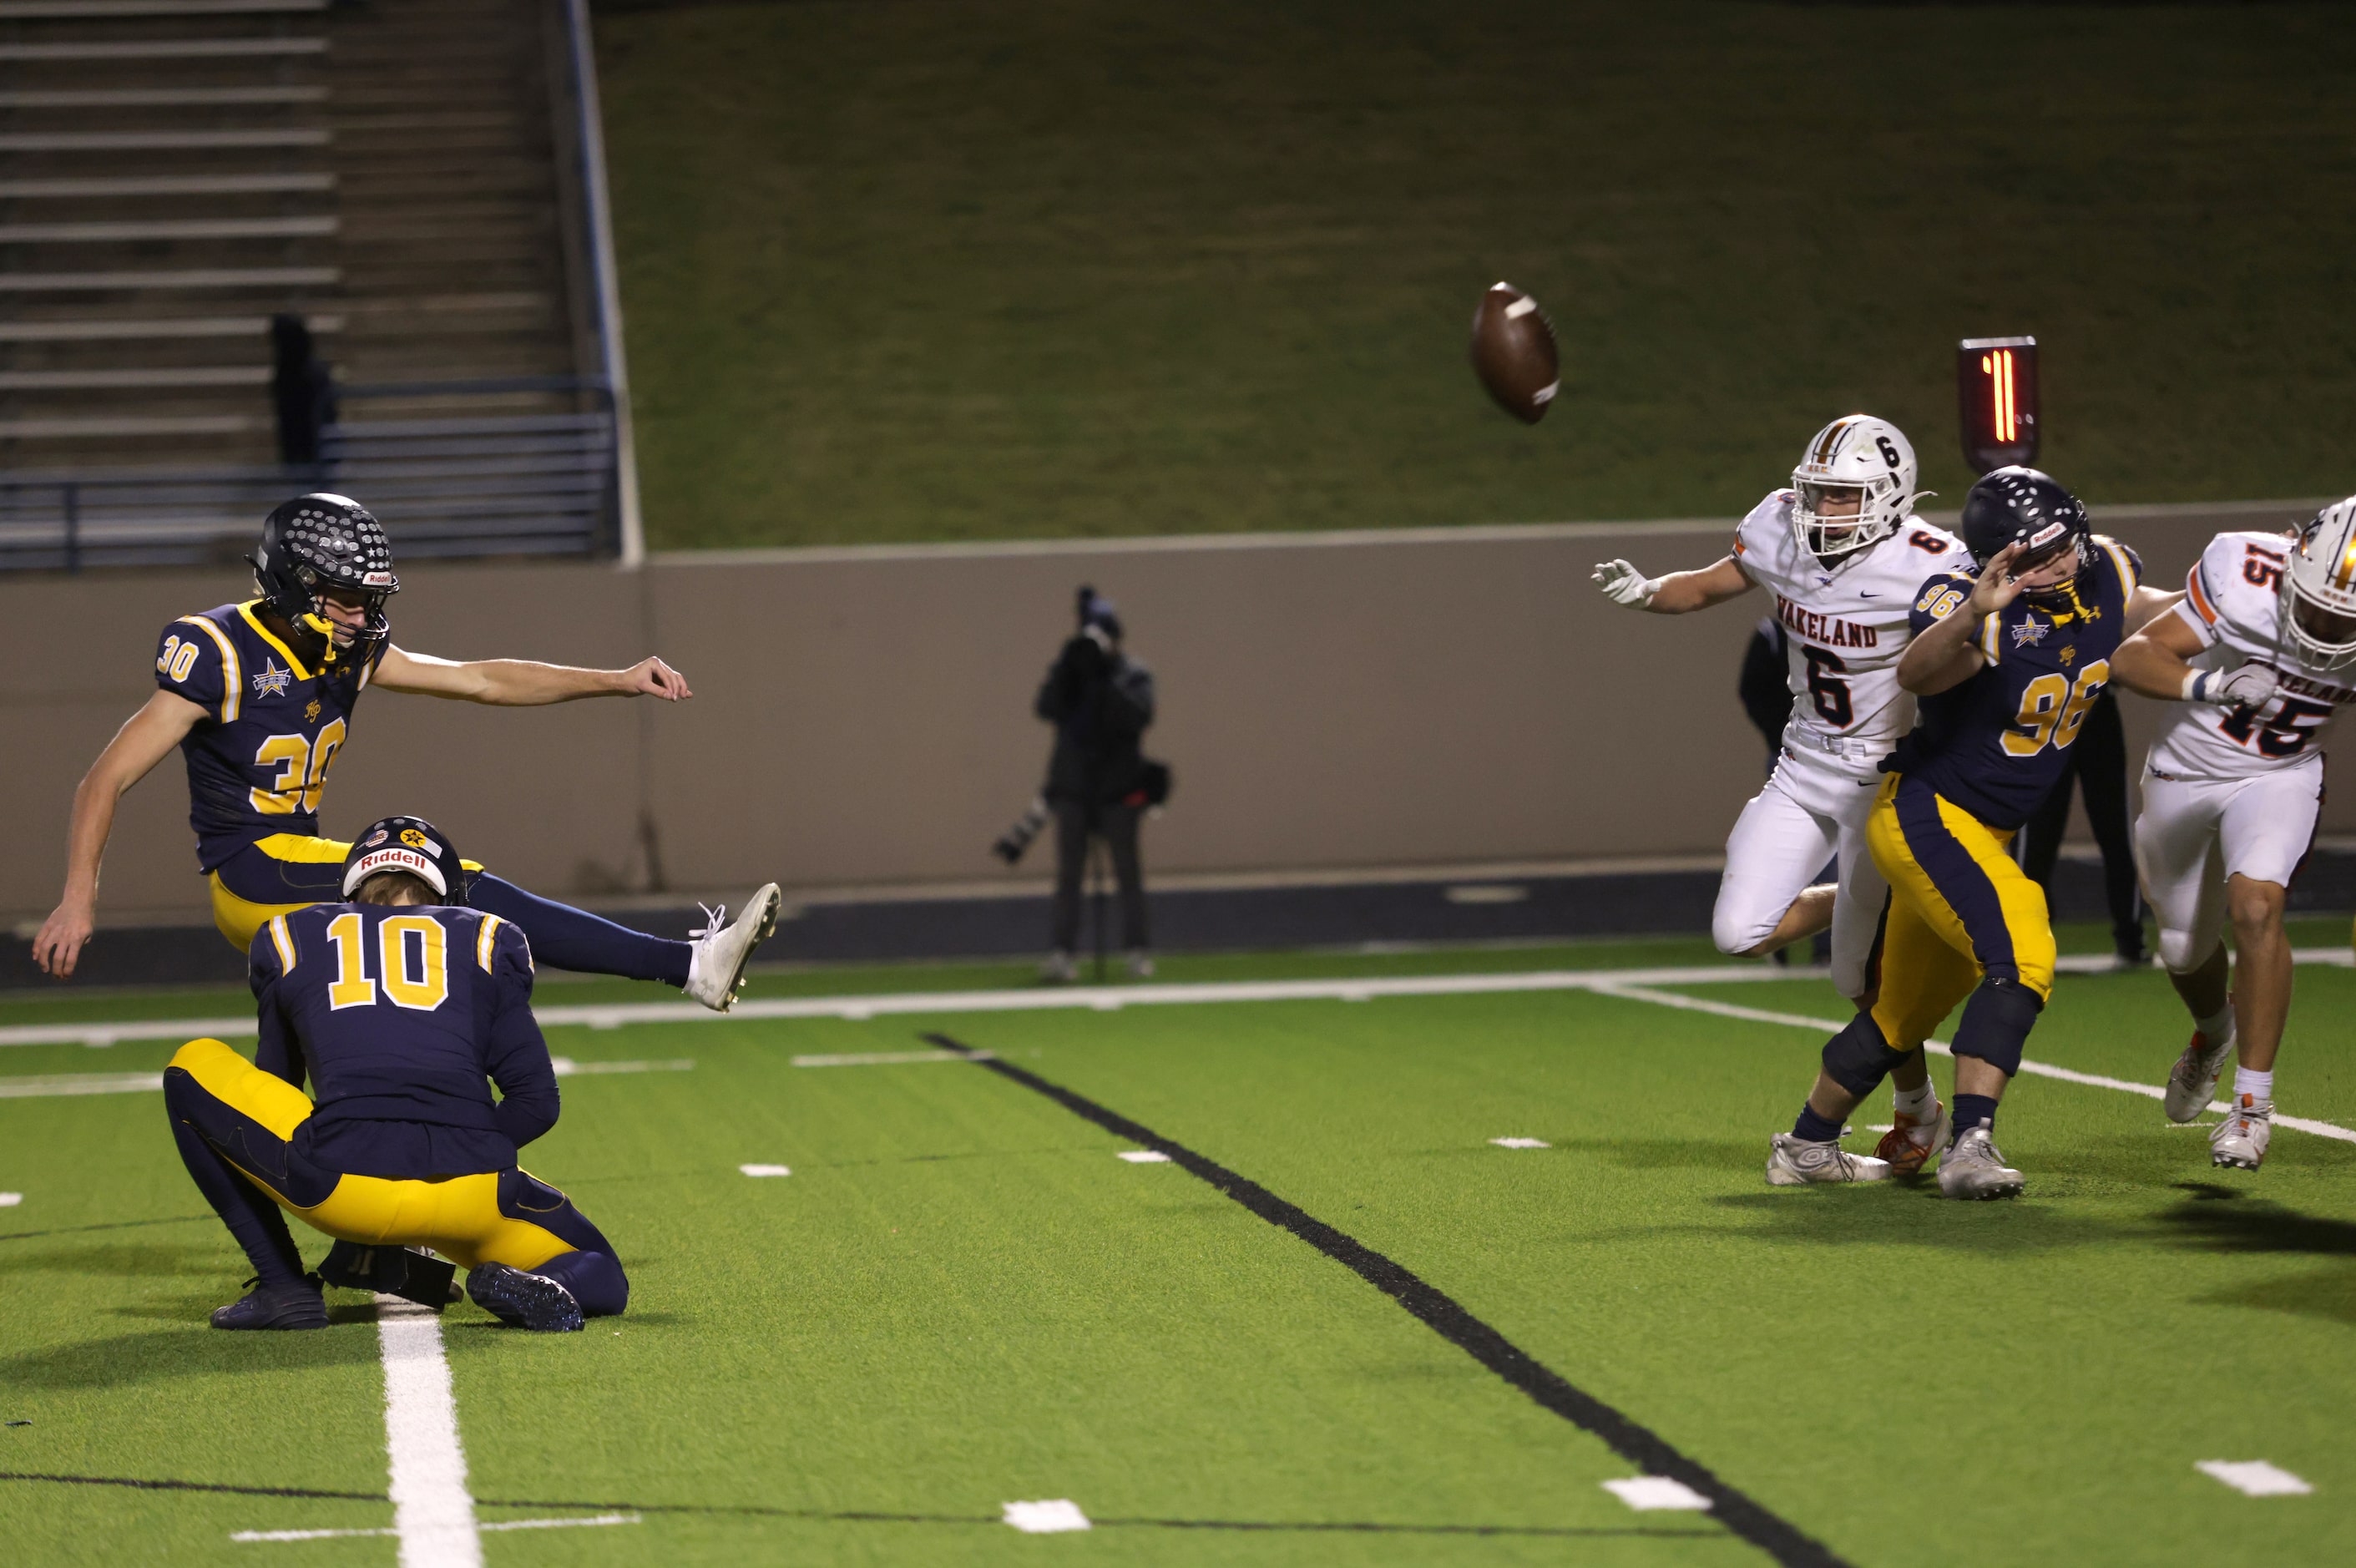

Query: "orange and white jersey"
<box><xmin>1732</xmin><ymin>490</ymin><xmax>1976</xmax><ymax>762</ymax></box>
<box><xmin>2151</xmin><ymin>530</ymin><xmax>2356</xmax><ymax>780</ymax></box>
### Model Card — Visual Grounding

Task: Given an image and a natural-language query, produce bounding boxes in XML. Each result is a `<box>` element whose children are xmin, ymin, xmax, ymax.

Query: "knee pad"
<box><xmin>1820</xmin><ymin>1010</ymin><xmax>1907</xmax><ymax>1097</ymax></box>
<box><xmin>1951</xmin><ymin>975</ymin><xmax>2043</xmax><ymax>1078</ymax></box>
<box><xmin>2156</xmin><ymin>927</ymin><xmax>2216</xmax><ymax>976</ymax></box>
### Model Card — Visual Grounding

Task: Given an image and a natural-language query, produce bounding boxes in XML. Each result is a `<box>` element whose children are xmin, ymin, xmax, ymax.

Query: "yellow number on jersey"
<box><xmin>157</xmin><ymin>635</ymin><xmax>200</xmax><ymax>682</ymax></box>
<box><xmin>324</xmin><ymin>910</ymin><xmax>450</xmax><ymax>1013</ymax></box>
<box><xmin>2051</xmin><ymin>660</ymin><xmax>2111</xmax><ymax>750</ymax></box>
<box><xmin>378</xmin><ymin>915</ymin><xmax>449</xmax><ymax>1011</ymax></box>
<box><xmin>2002</xmin><ymin>663</ymin><xmax>2111</xmax><ymax>757</ymax></box>
<box><xmin>248</xmin><ymin>718</ymin><xmax>348</xmax><ymax>815</ymax></box>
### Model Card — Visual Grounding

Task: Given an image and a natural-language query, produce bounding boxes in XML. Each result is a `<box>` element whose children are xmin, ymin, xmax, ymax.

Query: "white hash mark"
<box><xmin>1602</xmin><ymin>1476</ymin><xmax>1713</xmax><ymax>1511</ymax></box>
<box><xmin>1003</xmin><ymin>1499</ymin><xmax>1091</xmax><ymax>1532</ymax></box>
<box><xmin>1118</xmin><ymin>1151</ymin><xmax>1171</xmax><ymax>1163</ymax></box>
<box><xmin>2197</xmin><ymin>1460</ymin><xmax>2313</xmax><ymax>1497</ymax></box>
<box><xmin>1489</xmin><ymin>1137</ymin><xmax>1549</xmax><ymax>1150</ymax></box>
<box><xmin>740</xmin><ymin>1164</ymin><xmax>792</xmax><ymax>1178</ymax></box>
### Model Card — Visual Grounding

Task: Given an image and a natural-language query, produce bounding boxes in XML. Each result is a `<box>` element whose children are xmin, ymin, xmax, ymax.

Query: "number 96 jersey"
<box><xmin>2149</xmin><ymin>530</ymin><xmax>2356</xmax><ymax>780</ymax></box>
<box><xmin>1890</xmin><ymin>535</ymin><xmax>2141</xmax><ymax>832</ymax></box>
<box><xmin>1731</xmin><ymin>490</ymin><xmax>1977</xmax><ymax>764</ymax></box>
<box><xmin>154</xmin><ymin>599</ymin><xmax>384</xmax><ymax>870</ymax></box>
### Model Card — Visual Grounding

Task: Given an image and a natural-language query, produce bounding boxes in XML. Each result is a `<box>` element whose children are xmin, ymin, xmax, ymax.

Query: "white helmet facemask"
<box><xmin>2280</xmin><ymin>497</ymin><xmax>2356</xmax><ymax>671</ymax></box>
<box><xmin>1790</xmin><ymin>414</ymin><xmax>1923</xmax><ymax>564</ymax></box>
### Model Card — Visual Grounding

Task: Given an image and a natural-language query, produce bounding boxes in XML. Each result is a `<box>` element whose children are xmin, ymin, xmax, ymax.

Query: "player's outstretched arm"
<box><xmin>1592</xmin><ymin>554</ymin><xmax>1752</xmax><ymax>614</ymax></box>
<box><xmin>1898</xmin><ymin>543</ymin><xmax>2027</xmax><ymax>695</ymax></box>
<box><xmin>33</xmin><ymin>691</ymin><xmax>207</xmax><ymax>978</ymax></box>
<box><xmin>2115</xmin><ymin>604</ymin><xmax>2278</xmax><ymax>709</ymax></box>
<box><xmin>372</xmin><ymin>645</ymin><xmax>690</xmax><ymax>706</ymax></box>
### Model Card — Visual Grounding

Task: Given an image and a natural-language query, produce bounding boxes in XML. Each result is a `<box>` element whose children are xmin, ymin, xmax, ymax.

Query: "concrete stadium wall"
<box><xmin>1</xmin><ymin>501</ymin><xmax>2334</xmax><ymax>928</ymax></box>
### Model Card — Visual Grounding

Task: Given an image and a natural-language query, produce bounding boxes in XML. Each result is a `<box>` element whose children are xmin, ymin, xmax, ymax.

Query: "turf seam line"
<box><xmin>918</xmin><ymin>1029</ymin><xmax>1850</xmax><ymax>1568</ymax></box>
<box><xmin>0</xmin><ymin>1213</ymin><xmax>210</xmax><ymax>1243</ymax></box>
<box><xmin>0</xmin><ymin>1476</ymin><xmax>1721</xmax><ymax>1540</ymax></box>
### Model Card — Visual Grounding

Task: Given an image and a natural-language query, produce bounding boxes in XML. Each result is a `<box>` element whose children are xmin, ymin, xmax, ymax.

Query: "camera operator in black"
<box><xmin>1034</xmin><ymin>588</ymin><xmax>1156</xmax><ymax>981</ymax></box>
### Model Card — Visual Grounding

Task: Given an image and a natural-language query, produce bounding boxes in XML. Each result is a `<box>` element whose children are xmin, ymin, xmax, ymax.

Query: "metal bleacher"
<box><xmin>0</xmin><ymin>0</ymin><xmax>635</xmax><ymax>569</ymax></box>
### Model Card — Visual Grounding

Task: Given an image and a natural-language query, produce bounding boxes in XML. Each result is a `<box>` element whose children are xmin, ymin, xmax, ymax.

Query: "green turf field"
<box><xmin>4</xmin><ymin>928</ymin><xmax>2351</xmax><ymax>1564</ymax></box>
<box><xmin>595</xmin><ymin>0</ymin><xmax>2356</xmax><ymax>549</ymax></box>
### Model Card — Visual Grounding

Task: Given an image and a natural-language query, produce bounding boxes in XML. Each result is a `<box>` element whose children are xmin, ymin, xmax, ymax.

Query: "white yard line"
<box><xmin>7</xmin><ymin>948</ymin><xmax>2345</xmax><ymax>1051</ymax></box>
<box><xmin>376</xmin><ymin>1297</ymin><xmax>481</xmax><ymax>1568</ymax></box>
<box><xmin>1586</xmin><ymin>981</ymin><xmax>2356</xmax><ymax>1146</ymax></box>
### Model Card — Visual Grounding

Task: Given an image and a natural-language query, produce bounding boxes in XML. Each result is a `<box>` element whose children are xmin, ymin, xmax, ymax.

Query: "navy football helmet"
<box><xmin>1959</xmin><ymin>467</ymin><xmax>2096</xmax><ymax>599</ymax></box>
<box><xmin>249</xmin><ymin>493</ymin><xmax>397</xmax><ymax>668</ymax></box>
<box><xmin>341</xmin><ymin>816</ymin><xmax>466</xmax><ymax>903</ymax></box>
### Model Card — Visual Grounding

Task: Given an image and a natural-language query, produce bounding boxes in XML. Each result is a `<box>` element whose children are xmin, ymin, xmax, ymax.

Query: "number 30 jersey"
<box><xmin>1889</xmin><ymin>536</ymin><xmax>2141</xmax><ymax>831</ymax></box>
<box><xmin>1731</xmin><ymin>490</ymin><xmax>1977</xmax><ymax>762</ymax></box>
<box><xmin>2147</xmin><ymin>530</ymin><xmax>2356</xmax><ymax>781</ymax></box>
<box><xmin>154</xmin><ymin>600</ymin><xmax>384</xmax><ymax>869</ymax></box>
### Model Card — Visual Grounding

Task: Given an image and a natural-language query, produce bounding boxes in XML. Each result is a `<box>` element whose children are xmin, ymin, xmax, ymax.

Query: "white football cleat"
<box><xmin>1936</xmin><ymin>1126</ymin><xmax>2024</xmax><ymax>1200</ymax></box>
<box><xmin>2211</xmin><ymin>1095</ymin><xmax>2273</xmax><ymax>1170</ymax></box>
<box><xmin>683</xmin><ymin>883</ymin><xmax>781</xmax><ymax>1011</ymax></box>
<box><xmin>2164</xmin><ymin>1029</ymin><xmax>2235</xmax><ymax>1123</ymax></box>
<box><xmin>1873</xmin><ymin>1099</ymin><xmax>1949</xmax><ymax>1177</ymax></box>
<box><xmin>1039</xmin><ymin>949</ymin><xmax>1077</xmax><ymax>985</ymax></box>
<box><xmin>1765</xmin><ymin>1133</ymin><xmax>1890</xmax><ymax>1186</ymax></box>
<box><xmin>1126</xmin><ymin>949</ymin><xmax>1155</xmax><ymax>980</ymax></box>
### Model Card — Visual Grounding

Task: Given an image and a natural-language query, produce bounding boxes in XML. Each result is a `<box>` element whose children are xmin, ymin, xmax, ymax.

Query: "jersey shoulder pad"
<box><xmin>1908</xmin><ymin>572</ymin><xmax>1975</xmax><ymax>633</ymax></box>
<box><xmin>2090</xmin><ymin>534</ymin><xmax>2142</xmax><ymax>590</ymax></box>
<box><xmin>1732</xmin><ymin>491</ymin><xmax>1797</xmax><ymax>569</ymax></box>
<box><xmin>2187</xmin><ymin>531</ymin><xmax>2287</xmax><ymax>640</ymax></box>
<box><xmin>155</xmin><ymin>606</ymin><xmax>242</xmax><ymax>720</ymax></box>
<box><xmin>470</xmin><ymin>911</ymin><xmax>534</xmax><ymax>977</ymax></box>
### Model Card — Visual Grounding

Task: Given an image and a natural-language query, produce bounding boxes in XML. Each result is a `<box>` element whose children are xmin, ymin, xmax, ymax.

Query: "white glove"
<box><xmin>1593</xmin><ymin>559</ymin><xmax>1662</xmax><ymax>609</ymax></box>
<box><xmin>2183</xmin><ymin>662</ymin><xmax>2280</xmax><ymax>709</ymax></box>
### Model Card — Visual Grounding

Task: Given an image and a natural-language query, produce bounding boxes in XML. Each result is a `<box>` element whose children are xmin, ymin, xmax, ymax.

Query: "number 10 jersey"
<box><xmin>1731</xmin><ymin>490</ymin><xmax>1976</xmax><ymax>765</ymax></box>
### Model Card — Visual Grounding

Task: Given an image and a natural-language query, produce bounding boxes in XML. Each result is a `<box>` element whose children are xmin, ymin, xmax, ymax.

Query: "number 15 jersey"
<box><xmin>2146</xmin><ymin>530</ymin><xmax>2356</xmax><ymax>781</ymax></box>
<box><xmin>1731</xmin><ymin>490</ymin><xmax>1977</xmax><ymax>762</ymax></box>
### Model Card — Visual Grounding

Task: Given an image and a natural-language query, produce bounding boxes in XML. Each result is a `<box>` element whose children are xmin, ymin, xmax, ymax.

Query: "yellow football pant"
<box><xmin>208</xmin><ymin>833</ymin><xmax>484</xmax><ymax>952</ymax></box>
<box><xmin>167</xmin><ymin>1038</ymin><xmax>574</xmax><ymax>1272</ymax></box>
<box><xmin>1866</xmin><ymin>774</ymin><xmax>2057</xmax><ymax>1053</ymax></box>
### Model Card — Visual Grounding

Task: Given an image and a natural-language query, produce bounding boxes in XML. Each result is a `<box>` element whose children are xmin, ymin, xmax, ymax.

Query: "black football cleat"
<box><xmin>466</xmin><ymin>1263</ymin><xmax>584</xmax><ymax>1333</ymax></box>
<box><xmin>210</xmin><ymin>1275</ymin><xmax>329</xmax><ymax>1331</ymax></box>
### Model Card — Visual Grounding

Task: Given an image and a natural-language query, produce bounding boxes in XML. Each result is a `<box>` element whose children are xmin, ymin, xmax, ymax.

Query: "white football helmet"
<box><xmin>2281</xmin><ymin>495</ymin><xmax>2356</xmax><ymax>670</ymax></box>
<box><xmin>1790</xmin><ymin>415</ymin><xmax>1921</xmax><ymax>563</ymax></box>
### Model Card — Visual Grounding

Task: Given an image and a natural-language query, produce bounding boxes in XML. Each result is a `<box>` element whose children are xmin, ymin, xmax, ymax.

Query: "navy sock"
<box><xmin>167</xmin><ymin>1098</ymin><xmax>306</xmax><ymax>1288</ymax></box>
<box><xmin>1792</xmin><ymin>1104</ymin><xmax>1847</xmax><ymax>1143</ymax></box>
<box><xmin>532</xmin><ymin>1248</ymin><xmax>630</xmax><ymax>1318</ymax></box>
<box><xmin>1950</xmin><ymin>1094</ymin><xmax>2000</xmax><ymax>1144</ymax></box>
<box><xmin>468</xmin><ymin>873</ymin><xmax>691</xmax><ymax>988</ymax></box>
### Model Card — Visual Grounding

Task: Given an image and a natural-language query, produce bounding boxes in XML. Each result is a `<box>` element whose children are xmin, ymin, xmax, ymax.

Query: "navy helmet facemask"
<box><xmin>249</xmin><ymin>493</ymin><xmax>398</xmax><ymax>668</ymax></box>
<box><xmin>341</xmin><ymin>815</ymin><xmax>466</xmax><ymax>903</ymax></box>
<box><xmin>1959</xmin><ymin>466</ymin><xmax>2099</xmax><ymax>616</ymax></box>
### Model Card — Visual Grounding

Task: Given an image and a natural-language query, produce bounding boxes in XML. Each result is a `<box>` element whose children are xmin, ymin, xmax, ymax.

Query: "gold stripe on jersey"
<box><xmin>476</xmin><ymin>913</ymin><xmax>503</xmax><ymax>973</ymax></box>
<box><xmin>175</xmin><ymin>615</ymin><xmax>241</xmax><ymax>722</ymax></box>
<box><xmin>236</xmin><ymin>599</ymin><xmax>314</xmax><ymax>683</ymax></box>
<box><xmin>267</xmin><ymin>914</ymin><xmax>296</xmax><ymax>974</ymax></box>
<box><xmin>2098</xmin><ymin>538</ymin><xmax>2139</xmax><ymax>594</ymax></box>
<box><xmin>1979</xmin><ymin>613</ymin><xmax>2002</xmax><ymax>662</ymax></box>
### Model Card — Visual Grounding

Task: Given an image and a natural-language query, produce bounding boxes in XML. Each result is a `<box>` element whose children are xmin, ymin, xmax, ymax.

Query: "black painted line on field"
<box><xmin>0</xmin><ymin>1214</ymin><xmax>210</xmax><ymax>1243</ymax></box>
<box><xmin>920</xmin><ymin>1029</ymin><xmax>1848</xmax><ymax>1568</ymax></box>
<box><xmin>0</xmin><ymin>1471</ymin><xmax>383</xmax><ymax>1502</ymax></box>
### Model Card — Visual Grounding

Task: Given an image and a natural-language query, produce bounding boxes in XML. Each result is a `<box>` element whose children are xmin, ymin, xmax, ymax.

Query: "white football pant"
<box><xmin>2132</xmin><ymin>763</ymin><xmax>2323</xmax><ymax>974</ymax></box>
<box><xmin>1714</xmin><ymin>742</ymin><xmax>1888</xmax><ymax>1000</ymax></box>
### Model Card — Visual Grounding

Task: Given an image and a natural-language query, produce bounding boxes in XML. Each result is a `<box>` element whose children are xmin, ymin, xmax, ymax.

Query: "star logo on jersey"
<box><xmin>304</xmin><ymin>698</ymin><xmax>321</xmax><ymax>723</ymax></box>
<box><xmin>251</xmin><ymin>660</ymin><xmax>292</xmax><ymax>699</ymax></box>
<box><xmin>2010</xmin><ymin>619</ymin><xmax>2050</xmax><ymax>649</ymax></box>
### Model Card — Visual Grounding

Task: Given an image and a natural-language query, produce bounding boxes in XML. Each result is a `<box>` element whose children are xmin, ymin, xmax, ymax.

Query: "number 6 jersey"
<box><xmin>2148</xmin><ymin>530</ymin><xmax>2356</xmax><ymax>780</ymax></box>
<box><xmin>154</xmin><ymin>600</ymin><xmax>385</xmax><ymax>869</ymax></box>
<box><xmin>1731</xmin><ymin>490</ymin><xmax>1978</xmax><ymax>764</ymax></box>
<box><xmin>1888</xmin><ymin>535</ymin><xmax>2142</xmax><ymax>830</ymax></box>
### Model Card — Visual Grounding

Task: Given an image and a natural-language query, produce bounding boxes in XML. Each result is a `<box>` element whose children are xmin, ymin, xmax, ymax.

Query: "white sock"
<box><xmin>2194</xmin><ymin>1004</ymin><xmax>2235</xmax><ymax>1045</ymax></box>
<box><xmin>1893</xmin><ymin>1078</ymin><xmax>1936</xmax><ymax>1120</ymax></box>
<box><xmin>2233</xmin><ymin>1066</ymin><xmax>2273</xmax><ymax>1104</ymax></box>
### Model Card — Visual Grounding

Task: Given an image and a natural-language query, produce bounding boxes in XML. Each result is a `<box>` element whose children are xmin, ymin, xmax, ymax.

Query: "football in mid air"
<box><xmin>1469</xmin><ymin>281</ymin><xmax>1559</xmax><ymax>424</ymax></box>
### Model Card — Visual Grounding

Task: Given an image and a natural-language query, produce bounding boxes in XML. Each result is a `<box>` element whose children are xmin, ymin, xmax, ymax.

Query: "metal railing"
<box><xmin>0</xmin><ymin>377</ymin><xmax>621</xmax><ymax>571</ymax></box>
